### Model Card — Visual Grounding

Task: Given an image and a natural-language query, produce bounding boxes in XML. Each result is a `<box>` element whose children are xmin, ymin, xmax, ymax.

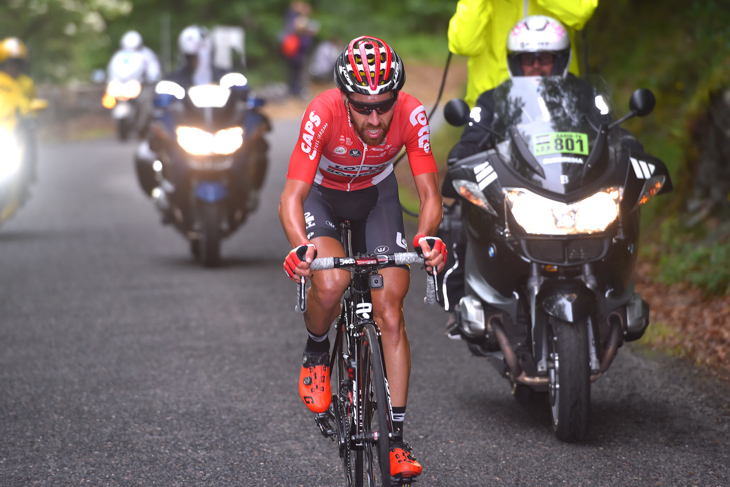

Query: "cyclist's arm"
<box><xmin>279</xmin><ymin>178</ymin><xmax>317</xmax><ymax>279</ymax></box>
<box><xmin>279</xmin><ymin>178</ymin><xmax>313</xmax><ymax>249</ymax></box>
<box><xmin>413</xmin><ymin>171</ymin><xmax>443</xmax><ymax>239</ymax></box>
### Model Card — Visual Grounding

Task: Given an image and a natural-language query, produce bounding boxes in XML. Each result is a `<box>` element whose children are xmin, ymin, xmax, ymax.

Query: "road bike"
<box><xmin>296</xmin><ymin>221</ymin><xmax>436</xmax><ymax>486</ymax></box>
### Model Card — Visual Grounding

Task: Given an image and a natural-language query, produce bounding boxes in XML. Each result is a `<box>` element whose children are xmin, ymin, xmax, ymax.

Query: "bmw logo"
<box><xmin>488</xmin><ymin>244</ymin><xmax>496</xmax><ymax>258</ymax></box>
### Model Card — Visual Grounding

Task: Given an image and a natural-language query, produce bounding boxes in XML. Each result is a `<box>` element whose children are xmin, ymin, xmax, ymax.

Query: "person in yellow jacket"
<box><xmin>448</xmin><ymin>0</ymin><xmax>598</xmax><ymax>107</ymax></box>
<box><xmin>0</xmin><ymin>70</ymin><xmax>25</xmax><ymax>125</ymax></box>
<box><xmin>0</xmin><ymin>38</ymin><xmax>36</xmax><ymax>105</ymax></box>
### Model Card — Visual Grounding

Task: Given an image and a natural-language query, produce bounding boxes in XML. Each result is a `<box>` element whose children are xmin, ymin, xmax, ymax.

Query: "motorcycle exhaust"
<box><xmin>589</xmin><ymin>312</ymin><xmax>623</xmax><ymax>383</ymax></box>
<box><xmin>490</xmin><ymin>318</ymin><xmax>548</xmax><ymax>387</ymax></box>
<box><xmin>489</xmin><ymin>313</ymin><xmax>625</xmax><ymax>387</ymax></box>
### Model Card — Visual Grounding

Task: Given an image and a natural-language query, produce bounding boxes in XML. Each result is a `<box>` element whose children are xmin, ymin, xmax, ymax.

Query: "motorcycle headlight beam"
<box><xmin>176</xmin><ymin>126</ymin><xmax>244</xmax><ymax>156</ymax></box>
<box><xmin>505</xmin><ymin>187</ymin><xmax>621</xmax><ymax>235</ymax></box>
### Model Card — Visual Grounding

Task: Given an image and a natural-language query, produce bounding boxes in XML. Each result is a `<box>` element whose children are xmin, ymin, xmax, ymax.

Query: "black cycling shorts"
<box><xmin>303</xmin><ymin>172</ymin><xmax>409</xmax><ymax>265</ymax></box>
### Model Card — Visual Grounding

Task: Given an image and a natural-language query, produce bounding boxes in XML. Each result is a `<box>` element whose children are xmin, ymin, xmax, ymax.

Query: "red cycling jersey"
<box><xmin>287</xmin><ymin>89</ymin><xmax>437</xmax><ymax>191</ymax></box>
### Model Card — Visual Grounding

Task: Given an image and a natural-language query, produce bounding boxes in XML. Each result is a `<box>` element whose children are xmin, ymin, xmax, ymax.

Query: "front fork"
<box><xmin>531</xmin><ymin>263</ymin><xmax>601</xmax><ymax>376</ymax></box>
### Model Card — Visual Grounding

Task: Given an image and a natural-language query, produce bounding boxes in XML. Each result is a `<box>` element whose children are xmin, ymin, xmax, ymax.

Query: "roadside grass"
<box><xmin>641</xmin><ymin>217</ymin><xmax>730</xmax><ymax>298</ymax></box>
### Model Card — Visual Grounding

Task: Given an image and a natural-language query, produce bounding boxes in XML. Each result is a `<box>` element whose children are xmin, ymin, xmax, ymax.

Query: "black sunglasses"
<box><xmin>519</xmin><ymin>52</ymin><xmax>555</xmax><ymax>66</ymax></box>
<box><xmin>347</xmin><ymin>93</ymin><xmax>398</xmax><ymax>115</ymax></box>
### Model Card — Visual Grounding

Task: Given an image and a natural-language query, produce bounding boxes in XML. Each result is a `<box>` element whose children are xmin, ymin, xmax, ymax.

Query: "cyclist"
<box><xmin>279</xmin><ymin>36</ymin><xmax>446</xmax><ymax>481</ymax></box>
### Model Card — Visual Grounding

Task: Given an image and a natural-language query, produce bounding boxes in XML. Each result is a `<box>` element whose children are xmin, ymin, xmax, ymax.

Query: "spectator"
<box><xmin>280</xmin><ymin>2</ymin><xmax>319</xmax><ymax>98</ymax></box>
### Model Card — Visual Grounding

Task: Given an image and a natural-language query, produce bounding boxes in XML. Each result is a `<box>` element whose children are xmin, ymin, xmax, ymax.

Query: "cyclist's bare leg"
<box><xmin>304</xmin><ymin>236</ymin><xmax>350</xmax><ymax>336</ymax></box>
<box><xmin>371</xmin><ymin>265</ymin><xmax>411</xmax><ymax>408</ymax></box>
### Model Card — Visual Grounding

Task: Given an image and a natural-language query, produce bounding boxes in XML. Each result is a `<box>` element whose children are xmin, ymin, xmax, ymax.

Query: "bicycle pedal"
<box><xmin>314</xmin><ymin>412</ymin><xmax>336</xmax><ymax>441</ymax></box>
<box><xmin>392</xmin><ymin>474</ymin><xmax>417</xmax><ymax>486</ymax></box>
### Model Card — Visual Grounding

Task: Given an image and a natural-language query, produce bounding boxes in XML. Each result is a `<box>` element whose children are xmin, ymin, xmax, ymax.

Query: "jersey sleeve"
<box><xmin>286</xmin><ymin>95</ymin><xmax>334</xmax><ymax>184</ymax></box>
<box><xmin>401</xmin><ymin>95</ymin><xmax>438</xmax><ymax>176</ymax></box>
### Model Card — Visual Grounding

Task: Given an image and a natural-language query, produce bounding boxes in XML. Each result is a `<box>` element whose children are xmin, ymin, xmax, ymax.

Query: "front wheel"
<box><xmin>116</xmin><ymin>117</ymin><xmax>132</xmax><ymax>141</ymax></box>
<box><xmin>547</xmin><ymin>317</ymin><xmax>591</xmax><ymax>442</ymax></box>
<box><xmin>198</xmin><ymin>203</ymin><xmax>222</xmax><ymax>267</ymax></box>
<box><xmin>360</xmin><ymin>324</ymin><xmax>392</xmax><ymax>486</ymax></box>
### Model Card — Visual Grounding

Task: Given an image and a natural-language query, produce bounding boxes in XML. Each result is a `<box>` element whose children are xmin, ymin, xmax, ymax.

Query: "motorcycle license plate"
<box><xmin>112</xmin><ymin>102</ymin><xmax>132</xmax><ymax>119</ymax></box>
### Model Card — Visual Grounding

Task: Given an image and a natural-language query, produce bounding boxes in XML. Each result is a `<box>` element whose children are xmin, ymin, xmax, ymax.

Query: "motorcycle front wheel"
<box><xmin>198</xmin><ymin>203</ymin><xmax>222</xmax><ymax>267</ymax></box>
<box><xmin>547</xmin><ymin>317</ymin><xmax>590</xmax><ymax>442</ymax></box>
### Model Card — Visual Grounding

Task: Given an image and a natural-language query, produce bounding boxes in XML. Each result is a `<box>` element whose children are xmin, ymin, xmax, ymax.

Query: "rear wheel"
<box><xmin>547</xmin><ymin>317</ymin><xmax>591</xmax><ymax>442</ymax></box>
<box><xmin>199</xmin><ymin>203</ymin><xmax>221</xmax><ymax>267</ymax></box>
<box><xmin>360</xmin><ymin>324</ymin><xmax>391</xmax><ymax>486</ymax></box>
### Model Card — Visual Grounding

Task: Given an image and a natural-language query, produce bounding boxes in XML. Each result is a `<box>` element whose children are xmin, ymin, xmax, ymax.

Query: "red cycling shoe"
<box><xmin>299</xmin><ymin>350</ymin><xmax>331</xmax><ymax>413</ymax></box>
<box><xmin>390</xmin><ymin>441</ymin><xmax>422</xmax><ymax>479</ymax></box>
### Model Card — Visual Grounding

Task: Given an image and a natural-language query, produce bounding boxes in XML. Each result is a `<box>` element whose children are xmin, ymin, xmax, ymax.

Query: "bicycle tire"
<box><xmin>360</xmin><ymin>324</ymin><xmax>392</xmax><ymax>486</ymax></box>
<box><xmin>334</xmin><ymin>318</ymin><xmax>357</xmax><ymax>486</ymax></box>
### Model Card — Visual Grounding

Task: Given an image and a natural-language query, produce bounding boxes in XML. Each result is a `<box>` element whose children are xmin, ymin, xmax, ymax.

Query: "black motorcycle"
<box><xmin>441</xmin><ymin>75</ymin><xmax>672</xmax><ymax>441</ymax></box>
<box><xmin>135</xmin><ymin>73</ymin><xmax>270</xmax><ymax>267</ymax></box>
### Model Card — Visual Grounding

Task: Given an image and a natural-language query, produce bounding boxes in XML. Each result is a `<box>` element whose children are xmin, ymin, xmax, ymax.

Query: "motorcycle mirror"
<box><xmin>443</xmin><ymin>98</ymin><xmax>471</xmax><ymax>127</ymax></box>
<box><xmin>629</xmin><ymin>89</ymin><xmax>655</xmax><ymax>117</ymax></box>
<box><xmin>91</xmin><ymin>68</ymin><xmax>106</xmax><ymax>84</ymax></box>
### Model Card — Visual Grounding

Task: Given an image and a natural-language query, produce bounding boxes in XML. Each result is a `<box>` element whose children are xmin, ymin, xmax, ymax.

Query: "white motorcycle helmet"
<box><xmin>178</xmin><ymin>25</ymin><xmax>210</xmax><ymax>56</ymax></box>
<box><xmin>120</xmin><ymin>30</ymin><xmax>143</xmax><ymax>51</ymax></box>
<box><xmin>506</xmin><ymin>15</ymin><xmax>571</xmax><ymax>77</ymax></box>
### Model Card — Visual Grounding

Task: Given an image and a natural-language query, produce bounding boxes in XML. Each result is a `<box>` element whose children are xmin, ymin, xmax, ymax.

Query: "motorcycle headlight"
<box><xmin>121</xmin><ymin>80</ymin><xmax>142</xmax><ymax>100</ymax></box>
<box><xmin>0</xmin><ymin>131</ymin><xmax>22</xmax><ymax>182</ymax></box>
<box><xmin>107</xmin><ymin>80</ymin><xmax>141</xmax><ymax>101</ymax></box>
<box><xmin>176</xmin><ymin>126</ymin><xmax>244</xmax><ymax>156</ymax></box>
<box><xmin>505</xmin><ymin>187</ymin><xmax>621</xmax><ymax>235</ymax></box>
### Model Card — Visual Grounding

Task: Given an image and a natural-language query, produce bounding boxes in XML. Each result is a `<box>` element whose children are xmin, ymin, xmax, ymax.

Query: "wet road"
<box><xmin>1</xmin><ymin>119</ymin><xmax>729</xmax><ymax>486</ymax></box>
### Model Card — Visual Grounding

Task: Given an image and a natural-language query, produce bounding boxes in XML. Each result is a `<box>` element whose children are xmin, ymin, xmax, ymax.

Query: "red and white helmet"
<box><xmin>334</xmin><ymin>36</ymin><xmax>405</xmax><ymax>96</ymax></box>
<box><xmin>506</xmin><ymin>15</ymin><xmax>571</xmax><ymax>77</ymax></box>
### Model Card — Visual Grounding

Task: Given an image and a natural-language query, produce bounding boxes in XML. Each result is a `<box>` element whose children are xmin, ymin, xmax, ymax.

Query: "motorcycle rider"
<box><xmin>0</xmin><ymin>38</ymin><xmax>36</xmax><ymax>102</ymax></box>
<box><xmin>107</xmin><ymin>31</ymin><xmax>161</xmax><ymax>137</ymax></box>
<box><xmin>278</xmin><ymin>36</ymin><xmax>446</xmax><ymax>481</ymax></box>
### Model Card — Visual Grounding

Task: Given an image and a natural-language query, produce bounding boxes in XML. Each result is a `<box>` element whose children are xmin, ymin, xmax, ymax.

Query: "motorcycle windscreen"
<box><xmin>491</xmin><ymin>76</ymin><xmax>621</xmax><ymax>196</ymax></box>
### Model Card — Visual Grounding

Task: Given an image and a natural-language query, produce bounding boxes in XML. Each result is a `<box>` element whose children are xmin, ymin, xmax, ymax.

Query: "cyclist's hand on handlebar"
<box><xmin>284</xmin><ymin>243</ymin><xmax>318</xmax><ymax>282</ymax></box>
<box><xmin>413</xmin><ymin>234</ymin><xmax>447</xmax><ymax>274</ymax></box>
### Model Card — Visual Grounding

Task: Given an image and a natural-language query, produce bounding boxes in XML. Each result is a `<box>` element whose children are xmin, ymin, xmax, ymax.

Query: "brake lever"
<box><xmin>296</xmin><ymin>277</ymin><xmax>307</xmax><ymax>313</ymax></box>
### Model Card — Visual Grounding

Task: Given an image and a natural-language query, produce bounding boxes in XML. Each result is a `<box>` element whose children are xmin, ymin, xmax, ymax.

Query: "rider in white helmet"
<box><xmin>108</xmin><ymin>30</ymin><xmax>161</xmax><ymax>84</ymax></box>
<box><xmin>506</xmin><ymin>15</ymin><xmax>571</xmax><ymax>78</ymax></box>
<box><xmin>106</xmin><ymin>30</ymin><xmax>162</xmax><ymax>138</ymax></box>
<box><xmin>449</xmin><ymin>15</ymin><xmax>573</xmax><ymax>163</ymax></box>
<box><xmin>164</xmin><ymin>25</ymin><xmax>227</xmax><ymax>88</ymax></box>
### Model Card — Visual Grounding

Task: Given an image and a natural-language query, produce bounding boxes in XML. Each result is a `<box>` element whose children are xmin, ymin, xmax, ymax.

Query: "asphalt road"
<box><xmin>1</xmin><ymin>117</ymin><xmax>729</xmax><ymax>486</ymax></box>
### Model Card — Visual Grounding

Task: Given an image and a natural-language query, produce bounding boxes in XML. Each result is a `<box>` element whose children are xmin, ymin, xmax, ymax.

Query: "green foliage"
<box><xmin>0</xmin><ymin>0</ymin><xmax>455</xmax><ymax>84</ymax></box>
<box><xmin>1</xmin><ymin>0</ymin><xmax>132</xmax><ymax>82</ymax></box>
<box><xmin>641</xmin><ymin>216</ymin><xmax>730</xmax><ymax>298</ymax></box>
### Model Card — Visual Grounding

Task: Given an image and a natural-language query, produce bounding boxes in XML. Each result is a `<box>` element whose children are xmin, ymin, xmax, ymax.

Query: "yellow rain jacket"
<box><xmin>0</xmin><ymin>70</ymin><xmax>26</xmax><ymax>127</ymax></box>
<box><xmin>448</xmin><ymin>0</ymin><xmax>598</xmax><ymax>107</ymax></box>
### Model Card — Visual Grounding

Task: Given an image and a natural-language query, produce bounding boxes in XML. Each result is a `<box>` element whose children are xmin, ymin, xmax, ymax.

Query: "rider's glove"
<box><xmin>284</xmin><ymin>243</ymin><xmax>317</xmax><ymax>281</ymax></box>
<box><xmin>413</xmin><ymin>234</ymin><xmax>447</xmax><ymax>263</ymax></box>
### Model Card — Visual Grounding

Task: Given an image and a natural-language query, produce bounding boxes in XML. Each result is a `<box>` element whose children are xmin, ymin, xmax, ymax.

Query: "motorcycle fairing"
<box><xmin>538</xmin><ymin>280</ymin><xmax>596</xmax><ymax>323</ymax></box>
